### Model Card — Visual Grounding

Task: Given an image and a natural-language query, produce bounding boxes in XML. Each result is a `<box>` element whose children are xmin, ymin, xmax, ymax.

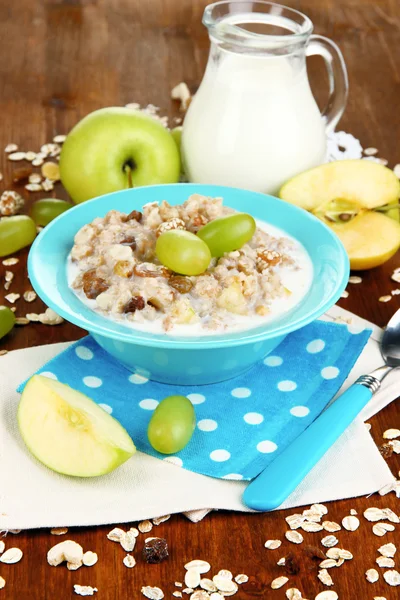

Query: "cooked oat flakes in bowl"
<box><xmin>67</xmin><ymin>194</ymin><xmax>313</xmax><ymax>336</ymax></box>
<box><xmin>28</xmin><ymin>184</ymin><xmax>349</xmax><ymax>384</ymax></box>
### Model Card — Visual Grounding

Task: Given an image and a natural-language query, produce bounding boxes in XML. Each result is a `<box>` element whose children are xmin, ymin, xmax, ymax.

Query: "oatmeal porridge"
<box><xmin>67</xmin><ymin>194</ymin><xmax>313</xmax><ymax>335</ymax></box>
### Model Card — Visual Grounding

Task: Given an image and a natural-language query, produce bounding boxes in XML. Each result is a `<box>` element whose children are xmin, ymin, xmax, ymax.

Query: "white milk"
<box><xmin>68</xmin><ymin>220</ymin><xmax>313</xmax><ymax>337</ymax></box>
<box><xmin>182</xmin><ymin>25</ymin><xmax>326</xmax><ymax>194</ymax></box>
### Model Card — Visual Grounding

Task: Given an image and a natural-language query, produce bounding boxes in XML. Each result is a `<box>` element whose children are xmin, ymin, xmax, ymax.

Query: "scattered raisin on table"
<box><xmin>142</xmin><ymin>537</ymin><xmax>169</xmax><ymax>564</ymax></box>
<box><xmin>126</xmin><ymin>210</ymin><xmax>142</xmax><ymax>222</ymax></box>
<box><xmin>284</xmin><ymin>552</ymin><xmax>301</xmax><ymax>575</ymax></box>
<box><xmin>82</xmin><ymin>269</ymin><xmax>109</xmax><ymax>299</ymax></box>
<box><xmin>169</xmin><ymin>275</ymin><xmax>193</xmax><ymax>294</ymax></box>
<box><xmin>124</xmin><ymin>295</ymin><xmax>145</xmax><ymax>313</ymax></box>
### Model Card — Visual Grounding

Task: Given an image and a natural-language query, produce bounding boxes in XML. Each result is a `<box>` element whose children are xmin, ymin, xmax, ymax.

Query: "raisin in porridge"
<box><xmin>67</xmin><ymin>194</ymin><xmax>313</xmax><ymax>335</ymax></box>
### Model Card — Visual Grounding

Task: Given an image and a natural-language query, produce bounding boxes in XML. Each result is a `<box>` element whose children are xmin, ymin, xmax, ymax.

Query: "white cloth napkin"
<box><xmin>0</xmin><ymin>306</ymin><xmax>396</xmax><ymax>530</ymax></box>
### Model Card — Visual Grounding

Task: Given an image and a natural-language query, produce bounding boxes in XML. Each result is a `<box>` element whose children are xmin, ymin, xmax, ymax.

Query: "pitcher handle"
<box><xmin>306</xmin><ymin>34</ymin><xmax>349</xmax><ymax>133</ymax></box>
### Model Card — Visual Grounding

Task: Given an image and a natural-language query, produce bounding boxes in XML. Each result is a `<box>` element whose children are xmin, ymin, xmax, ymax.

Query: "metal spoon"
<box><xmin>243</xmin><ymin>309</ymin><xmax>400</xmax><ymax>511</ymax></box>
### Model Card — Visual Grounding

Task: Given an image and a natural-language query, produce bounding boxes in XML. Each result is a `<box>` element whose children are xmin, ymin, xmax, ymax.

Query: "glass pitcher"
<box><xmin>182</xmin><ymin>1</ymin><xmax>348</xmax><ymax>194</ymax></box>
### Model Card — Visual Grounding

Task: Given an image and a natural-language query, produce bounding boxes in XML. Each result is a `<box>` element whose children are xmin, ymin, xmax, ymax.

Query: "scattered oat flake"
<box><xmin>383</xmin><ymin>428</ymin><xmax>400</xmax><ymax>439</ymax></box>
<box><xmin>348</xmin><ymin>275</ymin><xmax>362</xmax><ymax>284</ymax></box>
<box><xmin>372</xmin><ymin>523</ymin><xmax>395</xmax><ymax>536</ymax></box>
<box><xmin>378</xmin><ymin>542</ymin><xmax>397</xmax><ymax>557</ymax></box>
<box><xmin>341</xmin><ymin>516</ymin><xmax>360</xmax><ymax>531</ymax></box>
<box><xmin>209</xmin><ymin>595</ymin><xmax>223</xmax><ymax>600</ymax></box>
<box><xmin>265</xmin><ymin>539</ymin><xmax>282</xmax><ymax>550</ymax></box>
<box><xmin>25</xmin><ymin>183</ymin><xmax>42</xmax><ymax>192</ymax></box>
<box><xmin>152</xmin><ymin>514</ymin><xmax>171</xmax><ymax>526</ymax></box>
<box><xmin>285</xmin><ymin>530</ymin><xmax>303</xmax><ymax>544</ymax></box>
<box><xmin>185</xmin><ymin>569</ymin><xmax>201</xmax><ymax>589</ymax></box>
<box><xmin>171</xmin><ymin>82</ymin><xmax>191</xmax><ymax>111</ymax></box>
<box><xmin>322</xmin><ymin>521</ymin><xmax>341</xmax><ymax>533</ymax></box>
<box><xmin>183</xmin><ymin>589</ymin><xmax>194</xmax><ymax>595</ymax></box>
<box><xmin>389</xmin><ymin>440</ymin><xmax>400</xmax><ymax>453</ymax></box>
<box><xmin>23</xmin><ymin>290</ymin><xmax>37</xmax><ymax>302</ymax></box>
<box><xmin>15</xmin><ymin>317</ymin><xmax>29</xmax><ymax>325</ymax></box>
<box><xmin>82</xmin><ymin>551</ymin><xmax>98</xmax><ymax>567</ymax></box>
<box><xmin>141</xmin><ymin>586</ymin><xmax>164</xmax><ymax>600</ymax></box>
<box><xmin>216</xmin><ymin>570</ymin><xmax>232</xmax><ymax>580</ymax></box>
<box><xmin>212</xmin><ymin>577</ymin><xmax>237</xmax><ymax>594</ymax></box>
<box><xmin>0</xmin><ymin>350</ymin><xmax>8</xmax><ymax>356</ymax></box>
<box><xmin>366</xmin><ymin>569</ymin><xmax>379</xmax><ymax>583</ymax></box>
<box><xmin>383</xmin><ymin>570</ymin><xmax>400</xmax><ymax>586</ymax></box>
<box><xmin>2</xmin><ymin>257</ymin><xmax>19</xmax><ymax>266</ymax></box>
<box><xmin>25</xmin><ymin>151</ymin><xmax>36</xmax><ymax>161</ymax></box>
<box><xmin>107</xmin><ymin>527</ymin><xmax>125</xmax><ymax>542</ymax></box>
<box><xmin>341</xmin><ymin>290</ymin><xmax>349</xmax><ymax>298</ymax></box>
<box><xmin>319</xmin><ymin>559</ymin><xmax>338</xmax><ymax>569</ymax></box>
<box><xmin>0</xmin><ymin>576</ymin><xmax>4</xmax><ymax>589</ymax></box>
<box><xmin>53</xmin><ymin>134</ymin><xmax>67</xmax><ymax>143</ymax></box>
<box><xmin>8</xmin><ymin>152</ymin><xmax>25</xmax><ymax>161</ymax></box>
<box><xmin>38</xmin><ymin>308</ymin><xmax>64</xmax><ymax>325</ymax></box>
<box><xmin>382</xmin><ymin>508</ymin><xmax>400</xmax><ymax>523</ymax></box>
<box><xmin>376</xmin><ymin>556</ymin><xmax>395</xmax><ymax>568</ymax></box>
<box><xmin>318</xmin><ymin>569</ymin><xmax>334</xmax><ymax>586</ymax></box>
<box><xmin>321</xmin><ymin>536</ymin><xmax>338</xmax><ymax>548</ymax></box>
<box><xmin>32</xmin><ymin>157</ymin><xmax>44</xmax><ymax>167</ymax></box>
<box><xmin>5</xmin><ymin>143</ymin><xmax>18</xmax><ymax>153</ymax></box>
<box><xmin>286</xmin><ymin>589</ymin><xmax>302</xmax><ymax>600</ymax></box>
<box><xmin>0</xmin><ymin>541</ymin><xmax>4</xmax><ymax>553</ymax></box>
<box><xmin>277</xmin><ymin>557</ymin><xmax>286</xmax><ymax>566</ymax></box>
<box><xmin>123</xmin><ymin>554</ymin><xmax>136</xmax><ymax>568</ymax></box>
<box><xmin>364</xmin><ymin>147</ymin><xmax>378</xmax><ymax>156</ymax></box>
<box><xmin>350</xmin><ymin>509</ymin><xmax>357</xmax><ymax>515</ymax></box>
<box><xmin>172</xmin><ymin>593</ymin><xmax>182</xmax><ymax>598</ymax></box>
<box><xmin>364</xmin><ymin>508</ymin><xmax>385</xmax><ymax>522</ymax></box>
<box><xmin>120</xmin><ymin>530</ymin><xmax>136</xmax><ymax>552</ymax></box>
<box><xmin>175</xmin><ymin>583</ymin><xmax>183</xmax><ymax>588</ymax></box>
<box><xmin>315</xmin><ymin>593</ymin><xmax>338</xmax><ymax>600</ymax></box>
<box><xmin>271</xmin><ymin>576</ymin><xmax>289</xmax><ymax>589</ymax></box>
<box><xmin>138</xmin><ymin>520</ymin><xmax>153</xmax><ymax>533</ymax></box>
<box><xmin>234</xmin><ymin>574</ymin><xmax>248</xmax><ymax>584</ymax></box>
<box><xmin>73</xmin><ymin>585</ymin><xmax>98</xmax><ymax>596</ymax></box>
<box><xmin>28</xmin><ymin>173</ymin><xmax>42</xmax><ymax>184</ymax></box>
<box><xmin>190</xmin><ymin>592</ymin><xmax>211</xmax><ymax>600</ymax></box>
<box><xmin>302</xmin><ymin>521</ymin><xmax>323</xmax><ymax>532</ymax></box>
<box><xmin>184</xmin><ymin>560</ymin><xmax>211</xmax><ymax>574</ymax></box>
<box><xmin>5</xmin><ymin>293</ymin><xmax>20</xmax><ymax>304</ymax></box>
<box><xmin>200</xmin><ymin>578</ymin><xmax>217</xmax><ymax>592</ymax></box>
<box><xmin>379</xmin><ymin>295</ymin><xmax>392</xmax><ymax>303</ymax></box>
<box><xmin>373</xmin><ymin>597</ymin><xmax>387</xmax><ymax>600</ymax></box>
<box><xmin>0</xmin><ymin>547</ymin><xmax>23</xmax><ymax>564</ymax></box>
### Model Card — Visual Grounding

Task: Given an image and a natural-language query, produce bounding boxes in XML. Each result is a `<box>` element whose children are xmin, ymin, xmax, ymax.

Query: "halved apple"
<box><xmin>330</xmin><ymin>211</ymin><xmax>400</xmax><ymax>270</ymax></box>
<box><xmin>18</xmin><ymin>375</ymin><xmax>135</xmax><ymax>477</ymax></box>
<box><xmin>279</xmin><ymin>160</ymin><xmax>400</xmax><ymax>221</ymax></box>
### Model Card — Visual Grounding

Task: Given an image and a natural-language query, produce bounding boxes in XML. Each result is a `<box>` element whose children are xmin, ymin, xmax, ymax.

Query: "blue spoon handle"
<box><xmin>243</xmin><ymin>381</ymin><xmax>374</xmax><ymax>511</ymax></box>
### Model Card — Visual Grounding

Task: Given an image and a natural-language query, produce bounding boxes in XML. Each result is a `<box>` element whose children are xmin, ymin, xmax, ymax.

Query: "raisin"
<box><xmin>120</xmin><ymin>235</ymin><xmax>136</xmax><ymax>251</ymax></box>
<box><xmin>126</xmin><ymin>210</ymin><xmax>142</xmax><ymax>222</ymax></box>
<box><xmin>82</xmin><ymin>269</ymin><xmax>109</xmax><ymax>299</ymax></box>
<box><xmin>284</xmin><ymin>552</ymin><xmax>301</xmax><ymax>575</ymax></box>
<box><xmin>169</xmin><ymin>275</ymin><xmax>193</xmax><ymax>294</ymax></box>
<box><xmin>12</xmin><ymin>166</ymin><xmax>33</xmax><ymax>183</ymax></box>
<box><xmin>124</xmin><ymin>295</ymin><xmax>145</xmax><ymax>313</ymax></box>
<box><xmin>134</xmin><ymin>263</ymin><xmax>171</xmax><ymax>278</ymax></box>
<box><xmin>303</xmin><ymin>545</ymin><xmax>326</xmax><ymax>571</ymax></box>
<box><xmin>142</xmin><ymin>537</ymin><xmax>169</xmax><ymax>564</ymax></box>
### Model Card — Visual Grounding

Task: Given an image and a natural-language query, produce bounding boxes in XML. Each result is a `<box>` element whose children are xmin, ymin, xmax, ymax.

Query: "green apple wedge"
<box><xmin>59</xmin><ymin>107</ymin><xmax>181</xmax><ymax>204</ymax></box>
<box><xmin>18</xmin><ymin>375</ymin><xmax>135</xmax><ymax>477</ymax></box>
<box><xmin>279</xmin><ymin>159</ymin><xmax>400</xmax><ymax>221</ymax></box>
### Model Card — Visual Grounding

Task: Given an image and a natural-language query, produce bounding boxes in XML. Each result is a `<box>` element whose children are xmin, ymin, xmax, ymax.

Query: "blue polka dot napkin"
<box><xmin>17</xmin><ymin>320</ymin><xmax>371</xmax><ymax>481</ymax></box>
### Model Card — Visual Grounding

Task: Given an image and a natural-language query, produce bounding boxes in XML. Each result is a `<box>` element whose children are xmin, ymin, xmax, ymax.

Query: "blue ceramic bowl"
<box><xmin>28</xmin><ymin>184</ymin><xmax>349</xmax><ymax>385</ymax></box>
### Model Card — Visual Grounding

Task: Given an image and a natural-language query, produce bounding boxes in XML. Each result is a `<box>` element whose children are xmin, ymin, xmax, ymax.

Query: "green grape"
<box><xmin>0</xmin><ymin>215</ymin><xmax>37</xmax><ymax>257</ymax></box>
<box><xmin>30</xmin><ymin>198</ymin><xmax>72</xmax><ymax>226</ymax></box>
<box><xmin>0</xmin><ymin>305</ymin><xmax>16</xmax><ymax>340</ymax></box>
<box><xmin>156</xmin><ymin>230</ymin><xmax>211</xmax><ymax>276</ymax></box>
<box><xmin>197</xmin><ymin>212</ymin><xmax>256</xmax><ymax>257</ymax></box>
<box><xmin>147</xmin><ymin>395</ymin><xmax>196</xmax><ymax>454</ymax></box>
<box><xmin>171</xmin><ymin>126</ymin><xmax>182</xmax><ymax>151</ymax></box>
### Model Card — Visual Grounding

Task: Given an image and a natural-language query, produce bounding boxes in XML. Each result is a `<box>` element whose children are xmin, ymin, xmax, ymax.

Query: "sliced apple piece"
<box><xmin>18</xmin><ymin>375</ymin><xmax>135</xmax><ymax>477</ymax></box>
<box><xmin>217</xmin><ymin>282</ymin><xmax>248</xmax><ymax>315</ymax></box>
<box><xmin>330</xmin><ymin>211</ymin><xmax>400</xmax><ymax>270</ymax></box>
<box><xmin>279</xmin><ymin>160</ymin><xmax>400</xmax><ymax>219</ymax></box>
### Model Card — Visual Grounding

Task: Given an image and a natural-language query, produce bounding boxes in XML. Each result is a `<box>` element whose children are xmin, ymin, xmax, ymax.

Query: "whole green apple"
<box><xmin>60</xmin><ymin>107</ymin><xmax>181</xmax><ymax>204</ymax></box>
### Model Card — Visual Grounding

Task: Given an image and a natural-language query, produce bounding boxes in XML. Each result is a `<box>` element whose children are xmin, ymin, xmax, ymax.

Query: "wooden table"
<box><xmin>1</xmin><ymin>1</ymin><xmax>399</xmax><ymax>598</ymax></box>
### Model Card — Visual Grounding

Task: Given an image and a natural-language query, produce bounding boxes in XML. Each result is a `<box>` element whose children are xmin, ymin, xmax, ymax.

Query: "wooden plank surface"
<box><xmin>0</xmin><ymin>1</ymin><xmax>399</xmax><ymax>598</ymax></box>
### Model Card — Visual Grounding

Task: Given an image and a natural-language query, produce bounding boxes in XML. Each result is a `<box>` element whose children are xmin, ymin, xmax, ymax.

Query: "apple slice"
<box><xmin>279</xmin><ymin>159</ymin><xmax>400</xmax><ymax>220</ymax></box>
<box><xmin>330</xmin><ymin>211</ymin><xmax>400</xmax><ymax>270</ymax></box>
<box><xmin>18</xmin><ymin>375</ymin><xmax>135</xmax><ymax>477</ymax></box>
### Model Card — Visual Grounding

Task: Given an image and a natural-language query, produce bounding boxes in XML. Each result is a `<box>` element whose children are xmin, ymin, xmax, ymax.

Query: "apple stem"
<box><xmin>124</xmin><ymin>165</ymin><xmax>133</xmax><ymax>189</ymax></box>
